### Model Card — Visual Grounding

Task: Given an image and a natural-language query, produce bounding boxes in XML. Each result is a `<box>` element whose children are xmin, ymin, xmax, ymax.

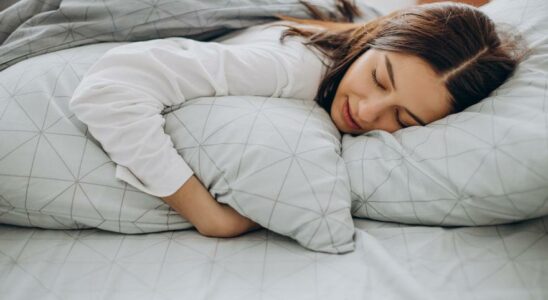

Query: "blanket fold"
<box><xmin>0</xmin><ymin>0</ymin><xmax>380</xmax><ymax>71</ymax></box>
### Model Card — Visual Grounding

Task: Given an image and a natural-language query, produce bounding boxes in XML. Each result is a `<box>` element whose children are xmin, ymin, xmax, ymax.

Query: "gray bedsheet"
<box><xmin>0</xmin><ymin>0</ymin><xmax>379</xmax><ymax>71</ymax></box>
<box><xmin>1</xmin><ymin>216</ymin><xmax>546</xmax><ymax>299</ymax></box>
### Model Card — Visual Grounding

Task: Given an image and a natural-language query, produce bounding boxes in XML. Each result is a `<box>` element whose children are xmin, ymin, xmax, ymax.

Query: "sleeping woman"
<box><xmin>69</xmin><ymin>0</ymin><xmax>523</xmax><ymax>238</ymax></box>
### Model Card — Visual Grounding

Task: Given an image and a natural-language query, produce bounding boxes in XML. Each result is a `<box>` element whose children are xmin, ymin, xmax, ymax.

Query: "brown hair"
<box><xmin>276</xmin><ymin>0</ymin><xmax>526</xmax><ymax>114</ymax></box>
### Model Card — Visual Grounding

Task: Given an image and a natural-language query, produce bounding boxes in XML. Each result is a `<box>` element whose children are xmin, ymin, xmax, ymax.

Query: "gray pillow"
<box><xmin>0</xmin><ymin>41</ymin><xmax>355</xmax><ymax>254</ymax></box>
<box><xmin>0</xmin><ymin>43</ymin><xmax>191</xmax><ymax>233</ymax></box>
<box><xmin>344</xmin><ymin>0</ymin><xmax>548</xmax><ymax>225</ymax></box>
<box><xmin>166</xmin><ymin>96</ymin><xmax>355</xmax><ymax>253</ymax></box>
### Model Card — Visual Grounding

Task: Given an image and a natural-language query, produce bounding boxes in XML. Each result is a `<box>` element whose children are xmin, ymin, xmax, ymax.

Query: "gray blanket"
<box><xmin>0</xmin><ymin>0</ymin><xmax>380</xmax><ymax>71</ymax></box>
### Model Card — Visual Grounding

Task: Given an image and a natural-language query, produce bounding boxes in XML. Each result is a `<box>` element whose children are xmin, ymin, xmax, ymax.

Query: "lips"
<box><xmin>343</xmin><ymin>98</ymin><xmax>361</xmax><ymax>130</ymax></box>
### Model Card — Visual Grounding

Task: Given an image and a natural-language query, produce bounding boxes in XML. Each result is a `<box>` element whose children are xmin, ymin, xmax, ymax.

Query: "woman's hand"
<box><xmin>162</xmin><ymin>175</ymin><xmax>262</xmax><ymax>238</ymax></box>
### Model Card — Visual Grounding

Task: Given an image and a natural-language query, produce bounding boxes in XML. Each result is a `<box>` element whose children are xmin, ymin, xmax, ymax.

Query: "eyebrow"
<box><xmin>385</xmin><ymin>54</ymin><xmax>427</xmax><ymax>126</ymax></box>
<box><xmin>385</xmin><ymin>54</ymin><xmax>396</xmax><ymax>90</ymax></box>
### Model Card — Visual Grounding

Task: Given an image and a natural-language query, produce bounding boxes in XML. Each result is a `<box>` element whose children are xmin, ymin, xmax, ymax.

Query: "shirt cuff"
<box><xmin>115</xmin><ymin>157</ymin><xmax>194</xmax><ymax>198</ymax></box>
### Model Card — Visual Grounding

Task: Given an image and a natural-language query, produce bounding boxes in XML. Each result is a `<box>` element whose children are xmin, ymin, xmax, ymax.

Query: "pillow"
<box><xmin>0</xmin><ymin>43</ymin><xmax>191</xmax><ymax>233</ymax></box>
<box><xmin>0</xmin><ymin>41</ymin><xmax>355</xmax><ymax>253</ymax></box>
<box><xmin>165</xmin><ymin>96</ymin><xmax>354</xmax><ymax>253</ymax></box>
<box><xmin>343</xmin><ymin>0</ymin><xmax>548</xmax><ymax>225</ymax></box>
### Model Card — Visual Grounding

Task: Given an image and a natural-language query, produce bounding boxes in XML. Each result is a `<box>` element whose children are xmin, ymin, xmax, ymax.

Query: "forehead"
<box><xmin>368</xmin><ymin>49</ymin><xmax>452</xmax><ymax>121</ymax></box>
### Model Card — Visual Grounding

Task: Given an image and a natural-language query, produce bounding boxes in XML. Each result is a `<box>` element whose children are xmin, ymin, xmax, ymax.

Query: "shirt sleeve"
<box><xmin>69</xmin><ymin>23</ymin><xmax>327</xmax><ymax>198</ymax></box>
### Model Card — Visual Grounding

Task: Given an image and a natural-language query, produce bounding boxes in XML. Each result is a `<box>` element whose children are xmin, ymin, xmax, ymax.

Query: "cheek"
<box><xmin>330</xmin><ymin>93</ymin><xmax>343</xmax><ymax>120</ymax></box>
<box><xmin>335</xmin><ymin>77</ymin><xmax>357</xmax><ymax>104</ymax></box>
<box><xmin>344</xmin><ymin>69</ymin><xmax>373</xmax><ymax>97</ymax></box>
<box><xmin>333</xmin><ymin>79</ymin><xmax>349</xmax><ymax>110</ymax></box>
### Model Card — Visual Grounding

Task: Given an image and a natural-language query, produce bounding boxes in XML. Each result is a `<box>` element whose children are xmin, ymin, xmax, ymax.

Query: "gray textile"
<box><xmin>1</xmin><ymin>216</ymin><xmax>547</xmax><ymax>299</ymax></box>
<box><xmin>0</xmin><ymin>42</ymin><xmax>191</xmax><ymax>233</ymax></box>
<box><xmin>167</xmin><ymin>96</ymin><xmax>355</xmax><ymax>253</ymax></box>
<box><xmin>0</xmin><ymin>0</ymin><xmax>20</xmax><ymax>12</ymax></box>
<box><xmin>0</xmin><ymin>0</ymin><xmax>380</xmax><ymax>71</ymax></box>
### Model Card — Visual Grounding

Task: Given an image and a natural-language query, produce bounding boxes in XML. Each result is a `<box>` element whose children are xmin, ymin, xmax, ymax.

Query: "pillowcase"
<box><xmin>0</xmin><ymin>43</ymin><xmax>191</xmax><ymax>233</ymax></box>
<box><xmin>0</xmin><ymin>41</ymin><xmax>355</xmax><ymax>253</ymax></box>
<box><xmin>343</xmin><ymin>0</ymin><xmax>548</xmax><ymax>225</ymax></box>
<box><xmin>165</xmin><ymin>96</ymin><xmax>354</xmax><ymax>253</ymax></box>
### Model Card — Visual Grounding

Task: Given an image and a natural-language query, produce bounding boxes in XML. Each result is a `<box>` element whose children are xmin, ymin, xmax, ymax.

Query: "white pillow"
<box><xmin>0</xmin><ymin>42</ymin><xmax>355</xmax><ymax>254</ymax></box>
<box><xmin>165</xmin><ymin>96</ymin><xmax>355</xmax><ymax>253</ymax></box>
<box><xmin>343</xmin><ymin>0</ymin><xmax>548</xmax><ymax>225</ymax></box>
<box><xmin>0</xmin><ymin>43</ymin><xmax>192</xmax><ymax>233</ymax></box>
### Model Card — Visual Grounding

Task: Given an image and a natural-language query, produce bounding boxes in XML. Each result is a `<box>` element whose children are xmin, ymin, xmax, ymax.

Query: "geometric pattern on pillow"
<box><xmin>343</xmin><ymin>0</ymin><xmax>548</xmax><ymax>225</ymax></box>
<box><xmin>166</xmin><ymin>96</ymin><xmax>355</xmax><ymax>253</ymax></box>
<box><xmin>0</xmin><ymin>42</ymin><xmax>192</xmax><ymax>233</ymax></box>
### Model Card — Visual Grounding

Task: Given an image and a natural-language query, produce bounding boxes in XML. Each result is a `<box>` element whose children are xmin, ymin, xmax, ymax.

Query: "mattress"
<box><xmin>1</xmin><ymin>216</ymin><xmax>547</xmax><ymax>300</ymax></box>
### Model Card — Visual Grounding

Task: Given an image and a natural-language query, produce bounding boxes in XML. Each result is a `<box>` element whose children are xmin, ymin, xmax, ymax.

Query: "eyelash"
<box><xmin>395</xmin><ymin>108</ymin><xmax>407</xmax><ymax>128</ymax></box>
<box><xmin>371</xmin><ymin>69</ymin><xmax>385</xmax><ymax>90</ymax></box>
<box><xmin>372</xmin><ymin>68</ymin><xmax>407</xmax><ymax>128</ymax></box>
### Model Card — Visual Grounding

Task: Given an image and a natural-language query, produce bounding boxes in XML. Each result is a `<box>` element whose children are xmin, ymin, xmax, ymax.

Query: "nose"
<box><xmin>357</xmin><ymin>97</ymin><xmax>390</xmax><ymax>123</ymax></box>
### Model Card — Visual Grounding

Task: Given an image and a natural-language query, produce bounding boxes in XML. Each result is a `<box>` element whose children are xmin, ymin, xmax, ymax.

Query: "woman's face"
<box><xmin>330</xmin><ymin>49</ymin><xmax>452</xmax><ymax>134</ymax></box>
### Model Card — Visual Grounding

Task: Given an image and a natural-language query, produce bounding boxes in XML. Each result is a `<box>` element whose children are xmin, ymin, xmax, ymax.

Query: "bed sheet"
<box><xmin>1</xmin><ymin>216</ymin><xmax>547</xmax><ymax>300</ymax></box>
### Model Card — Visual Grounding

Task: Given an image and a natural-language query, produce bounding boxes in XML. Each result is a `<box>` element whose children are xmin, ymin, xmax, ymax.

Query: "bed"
<box><xmin>1</xmin><ymin>217</ymin><xmax>547</xmax><ymax>299</ymax></box>
<box><xmin>1</xmin><ymin>0</ymin><xmax>547</xmax><ymax>299</ymax></box>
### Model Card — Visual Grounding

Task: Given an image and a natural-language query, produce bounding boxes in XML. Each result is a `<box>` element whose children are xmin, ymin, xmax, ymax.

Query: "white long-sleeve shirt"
<box><xmin>69</xmin><ymin>21</ymin><xmax>328</xmax><ymax>197</ymax></box>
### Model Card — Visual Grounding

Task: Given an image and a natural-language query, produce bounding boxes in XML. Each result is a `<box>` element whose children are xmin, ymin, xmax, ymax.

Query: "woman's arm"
<box><xmin>70</xmin><ymin>33</ymin><xmax>321</xmax><ymax>198</ymax></box>
<box><xmin>162</xmin><ymin>175</ymin><xmax>261</xmax><ymax>237</ymax></box>
<box><xmin>69</xmin><ymin>24</ymin><xmax>324</xmax><ymax>235</ymax></box>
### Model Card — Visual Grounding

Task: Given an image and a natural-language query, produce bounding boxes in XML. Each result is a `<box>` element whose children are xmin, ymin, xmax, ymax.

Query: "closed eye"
<box><xmin>371</xmin><ymin>69</ymin><xmax>385</xmax><ymax>90</ymax></box>
<box><xmin>373</xmin><ymin>69</ymin><xmax>408</xmax><ymax>128</ymax></box>
<box><xmin>395</xmin><ymin>108</ymin><xmax>408</xmax><ymax>128</ymax></box>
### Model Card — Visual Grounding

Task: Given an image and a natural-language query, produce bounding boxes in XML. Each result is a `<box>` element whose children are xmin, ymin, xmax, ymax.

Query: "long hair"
<box><xmin>276</xmin><ymin>0</ymin><xmax>526</xmax><ymax>113</ymax></box>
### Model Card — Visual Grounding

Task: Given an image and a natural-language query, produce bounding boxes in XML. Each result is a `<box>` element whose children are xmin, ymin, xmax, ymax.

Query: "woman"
<box><xmin>69</xmin><ymin>1</ymin><xmax>523</xmax><ymax>238</ymax></box>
